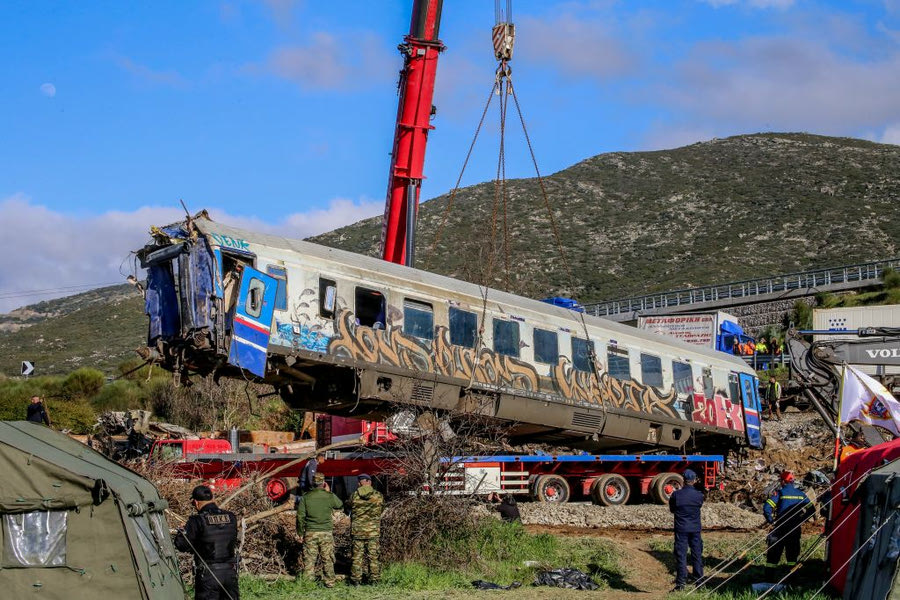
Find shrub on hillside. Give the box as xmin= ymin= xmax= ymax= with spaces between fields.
xmin=91 ymin=380 xmax=148 ymax=412
xmin=61 ymin=368 xmax=105 ymax=400
xmin=883 ymin=267 xmax=900 ymax=290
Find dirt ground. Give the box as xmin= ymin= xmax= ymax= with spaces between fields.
xmin=516 ymin=525 xmax=822 ymax=599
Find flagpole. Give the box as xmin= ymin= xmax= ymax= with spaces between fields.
xmin=833 ymin=362 xmax=846 ymax=471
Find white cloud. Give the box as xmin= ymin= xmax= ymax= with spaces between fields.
xmin=879 ymin=123 xmax=900 ymax=144
xmin=0 ymin=194 xmax=382 ymax=313
xmin=656 ymin=35 xmax=900 ymax=134
xmin=255 ymin=32 xmax=394 ymax=91
xmin=517 ymin=13 xmax=637 ymax=79
xmin=39 ymin=83 xmax=56 ymax=98
xmin=700 ymin=0 xmax=796 ymax=8
xmin=641 ymin=125 xmax=719 ymax=151
xmin=113 ymin=55 xmax=188 ymax=87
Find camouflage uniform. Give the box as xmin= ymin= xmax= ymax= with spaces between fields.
xmin=348 ymin=483 xmax=384 ymax=584
xmin=296 ymin=475 xmax=343 ymax=586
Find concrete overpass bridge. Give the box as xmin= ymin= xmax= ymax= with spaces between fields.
xmin=583 ymin=258 xmax=900 ymax=324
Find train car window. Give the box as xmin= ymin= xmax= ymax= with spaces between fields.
xmin=607 ymin=346 xmax=631 ymax=381
xmin=449 ymin=308 xmax=477 ymax=348
xmin=640 ymin=353 xmax=664 ymax=389
xmin=404 ymin=299 xmax=434 ymax=341
xmin=533 ymin=328 xmax=559 ymax=364
xmin=355 ymin=287 xmax=386 ymax=328
xmin=266 ymin=265 xmax=288 ymax=311
xmin=673 ymin=361 xmax=693 ymax=395
xmin=319 ymin=278 xmax=336 ymax=319
xmin=702 ymin=368 xmax=715 ymax=399
xmin=493 ymin=319 xmax=520 ymax=358
xmin=246 ymin=277 xmax=265 ymax=318
xmin=572 ymin=337 xmax=594 ymax=372
xmin=728 ymin=373 xmax=740 ymax=401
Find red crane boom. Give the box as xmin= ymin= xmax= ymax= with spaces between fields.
xmin=380 ymin=0 xmax=445 ymax=266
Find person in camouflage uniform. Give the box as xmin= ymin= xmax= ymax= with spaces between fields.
xmin=348 ymin=473 xmax=384 ymax=585
xmin=296 ymin=472 xmax=343 ymax=587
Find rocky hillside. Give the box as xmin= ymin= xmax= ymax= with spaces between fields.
xmin=0 ymin=286 xmax=145 ymax=376
xmin=2 ymin=133 xmax=898 ymax=375
xmin=313 ymin=133 xmax=900 ymax=301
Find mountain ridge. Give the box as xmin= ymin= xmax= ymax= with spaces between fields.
xmin=3 ymin=132 xmax=898 ymax=375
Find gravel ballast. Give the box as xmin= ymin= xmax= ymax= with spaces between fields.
xmin=518 ymin=502 xmax=765 ymax=530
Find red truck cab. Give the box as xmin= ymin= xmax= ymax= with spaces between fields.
xmin=149 ymin=438 xmax=232 ymax=462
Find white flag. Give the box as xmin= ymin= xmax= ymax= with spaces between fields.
xmin=840 ymin=365 xmax=900 ymax=437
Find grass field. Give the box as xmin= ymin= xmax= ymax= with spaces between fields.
xmin=229 ymin=526 xmax=830 ymax=600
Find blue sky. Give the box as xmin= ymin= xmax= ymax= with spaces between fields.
xmin=1 ymin=0 xmax=899 ymax=311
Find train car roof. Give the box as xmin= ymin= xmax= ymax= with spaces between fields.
xmin=193 ymin=216 xmax=753 ymax=371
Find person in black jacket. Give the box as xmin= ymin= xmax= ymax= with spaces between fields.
xmin=488 ymin=492 xmax=521 ymax=523
xmin=26 ymin=396 xmax=51 ymax=426
xmin=299 ymin=453 xmax=324 ymax=494
xmin=174 ymin=485 xmax=240 ymax=600
xmin=668 ymin=469 xmax=705 ymax=591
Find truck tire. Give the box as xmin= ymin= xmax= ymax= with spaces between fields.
xmin=591 ymin=474 xmax=631 ymax=506
xmin=650 ymin=472 xmax=683 ymax=504
xmin=265 ymin=477 xmax=291 ymax=504
xmin=532 ymin=474 xmax=570 ymax=503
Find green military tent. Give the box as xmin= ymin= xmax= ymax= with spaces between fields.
xmin=0 ymin=421 xmax=184 ymax=599
xmin=843 ymin=455 xmax=900 ymax=600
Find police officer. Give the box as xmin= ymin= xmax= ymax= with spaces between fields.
xmin=296 ymin=472 xmax=343 ymax=587
xmin=174 ymin=485 xmax=239 ymax=600
xmin=764 ymin=470 xmax=814 ymax=569
xmin=348 ymin=474 xmax=384 ymax=585
xmin=668 ymin=469 xmax=705 ymax=591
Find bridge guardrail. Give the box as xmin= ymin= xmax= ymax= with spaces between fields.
xmin=583 ymin=258 xmax=900 ymax=318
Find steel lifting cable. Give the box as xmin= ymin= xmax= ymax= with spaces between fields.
xmin=424 ymin=82 xmax=498 ymax=274
xmin=504 ymin=75 xmax=606 ymax=406
xmin=690 ymin=465 xmax=869 ymax=595
xmin=807 ymin=511 xmax=897 ymax=600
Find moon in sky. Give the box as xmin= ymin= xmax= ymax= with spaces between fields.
xmin=40 ymin=83 xmax=56 ymax=98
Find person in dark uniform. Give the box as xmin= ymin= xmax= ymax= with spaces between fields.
xmin=174 ymin=485 xmax=240 ymax=600
xmin=668 ymin=469 xmax=705 ymax=591
xmin=26 ymin=395 xmax=51 ymax=426
xmin=764 ymin=470 xmax=814 ymax=571
xmin=488 ymin=492 xmax=521 ymax=523
xmin=299 ymin=453 xmax=324 ymax=494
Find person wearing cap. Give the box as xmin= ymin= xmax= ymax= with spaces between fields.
xmin=174 ymin=485 xmax=239 ymax=600
xmin=668 ymin=469 xmax=705 ymax=591
xmin=763 ymin=470 xmax=814 ymax=571
xmin=348 ymin=474 xmax=384 ymax=585
xmin=296 ymin=472 xmax=343 ymax=587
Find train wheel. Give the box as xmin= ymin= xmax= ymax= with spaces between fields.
xmin=533 ymin=475 xmax=570 ymax=503
xmin=591 ymin=474 xmax=631 ymax=506
xmin=650 ymin=473 xmax=684 ymax=504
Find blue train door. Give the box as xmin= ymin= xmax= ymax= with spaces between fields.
xmin=228 ymin=266 xmax=277 ymax=377
xmin=739 ymin=373 xmax=763 ymax=448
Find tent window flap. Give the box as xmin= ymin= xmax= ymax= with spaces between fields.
xmin=3 ymin=511 xmax=67 ymax=567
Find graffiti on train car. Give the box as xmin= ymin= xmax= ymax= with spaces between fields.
xmin=265 ymin=298 xmax=745 ymax=430
xmin=691 ymin=392 xmax=745 ymax=431
xmin=323 ymin=308 xmax=695 ymax=421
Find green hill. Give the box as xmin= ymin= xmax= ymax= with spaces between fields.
xmin=2 ymin=132 xmax=898 ymax=376
xmin=312 ymin=132 xmax=900 ymax=301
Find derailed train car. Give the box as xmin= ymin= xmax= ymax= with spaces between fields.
xmin=136 ymin=213 xmax=763 ymax=453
